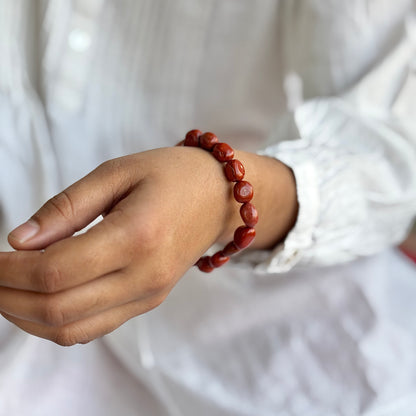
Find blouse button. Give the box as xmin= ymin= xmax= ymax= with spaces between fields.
xmin=68 ymin=28 xmax=92 ymax=53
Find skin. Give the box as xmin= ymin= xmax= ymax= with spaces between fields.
xmin=1 ymin=146 xmax=298 ymax=346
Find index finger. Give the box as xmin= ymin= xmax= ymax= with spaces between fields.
xmin=0 ymin=212 xmax=133 ymax=293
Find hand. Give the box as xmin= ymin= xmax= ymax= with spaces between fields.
xmin=1 ymin=146 xmax=298 ymax=345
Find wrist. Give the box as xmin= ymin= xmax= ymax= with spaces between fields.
xmin=180 ymin=131 xmax=259 ymax=271
xmin=193 ymin=147 xmax=298 ymax=251
xmin=179 ymin=130 xmax=298 ymax=271
xmin=222 ymin=150 xmax=298 ymax=250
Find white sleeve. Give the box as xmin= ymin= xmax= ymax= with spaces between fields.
xmin=251 ymin=20 xmax=416 ymax=273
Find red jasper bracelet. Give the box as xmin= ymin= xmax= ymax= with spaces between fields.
xmin=182 ymin=129 xmax=258 ymax=273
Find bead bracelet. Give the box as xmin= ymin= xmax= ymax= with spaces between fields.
xmin=182 ymin=130 xmax=258 ymax=273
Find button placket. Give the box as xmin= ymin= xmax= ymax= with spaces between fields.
xmin=49 ymin=0 xmax=103 ymax=116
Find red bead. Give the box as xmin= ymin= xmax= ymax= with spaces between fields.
xmin=233 ymin=181 xmax=253 ymax=203
xmin=211 ymin=251 xmax=230 ymax=267
xmin=199 ymin=132 xmax=219 ymax=150
xmin=240 ymin=202 xmax=258 ymax=227
xmin=184 ymin=129 xmax=202 ymax=147
xmin=224 ymin=159 xmax=245 ymax=182
xmin=234 ymin=226 xmax=256 ymax=249
xmin=212 ymin=143 xmax=234 ymax=162
xmin=222 ymin=241 xmax=240 ymax=256
xmin=196 ymin=256 xmax=214 ymax=273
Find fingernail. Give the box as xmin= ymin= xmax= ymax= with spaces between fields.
xmin=9 ymin=219 xmax=40 ymax=243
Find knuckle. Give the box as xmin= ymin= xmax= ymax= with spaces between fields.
xmin=46 ymin=191 xmax=75 ymax=222
xmin=143 ymin=268 xmax=174 ymax=296
xmin=133 ymin=219 xmax=161 ymax=253
xmin=37 ymin=260 xmax=63 ymax=293
xmin=143 ymin=279 xmax=164 ymax=296
xmin=53 ymin=328 xmax=77 ymax=347
xmin=53 ymin=325 xmax=88 ymax=347
xmin=105 ymin=212 xmax=160 ymax=260
xmin=42 ymin=297 xmax=66 ymax=327
xmin=96 ymin=213 xmax=136 ymax=261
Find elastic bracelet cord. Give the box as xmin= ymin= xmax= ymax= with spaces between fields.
xmin=182 ymin=129 xmax=258 ymax=273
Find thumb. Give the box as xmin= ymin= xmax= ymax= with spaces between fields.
xmin=8 ymin=160 xmax=132 ymax=250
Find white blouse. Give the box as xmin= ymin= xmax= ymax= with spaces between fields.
xmin=0 ymin=1 xmax=415 ymax=415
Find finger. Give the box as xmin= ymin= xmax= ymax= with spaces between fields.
xmin=8 ymin=158 xmax=139 ymax=250
xmin=0 ymin=250 xmax=43 ymax=290
xmin=0 ymin=212 xmax=134 ymax=292
xmin=1 ymin=296 xmax=165 ymax=346
xmin=0 ymin=265 xmax=171 ymax=326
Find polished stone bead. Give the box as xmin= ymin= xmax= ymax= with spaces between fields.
xmin=199 ymin=132 xmax=219 ymax=150
xmin=184 ymin=129 xmax=202 ymax=147
xmin=211 ymin=251 xmax=230 ymax=267
xmin=222 ymin=241 xmax=240 ymax=256
xmin=240 ymin=202 xmax=258 ymax=227
xmin=196 ymin=256 xmax=214 ymax=273
xmin=234 ymin=226 xmax=256 ymax=249
xmin=212 ymin=143 xmax=234 ymax=162
xmin=224 ymin=159 xmax=245 ymax=182
xmin=233 ymin=181 xmax=253 ymax=203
